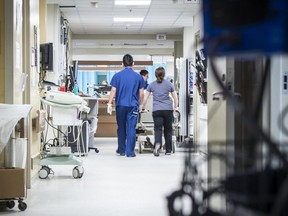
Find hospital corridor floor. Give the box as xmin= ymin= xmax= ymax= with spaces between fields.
xmin=0 ymin=137 xmax=188 ymax=216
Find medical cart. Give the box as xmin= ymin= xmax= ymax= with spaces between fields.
xmin=39 ymin=95 xmax=90 ymax=179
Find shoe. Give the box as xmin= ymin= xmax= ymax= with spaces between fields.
xmin=126 ymin=154 xmax=136 ymax=157
xmin=165 ymin=152 xmax=171 ymax=155
xmin=116 ymin=150 xmax=125 ymax=156
xmin=153 ymin=143 xmax=160 ymax=157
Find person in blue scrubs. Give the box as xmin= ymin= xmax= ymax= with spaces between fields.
xmin=107 ymin=54 xmax=145 ymax=157
xmin=139 ymin=69 xmax=149 ymax=90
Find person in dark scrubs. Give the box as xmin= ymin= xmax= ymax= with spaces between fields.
xmin=141 ymin=67 xmax=178 ymax=156
xmin=107 ymin=54 xmax=145 ymax=157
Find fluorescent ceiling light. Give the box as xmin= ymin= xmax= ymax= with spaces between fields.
xmin=115 ymin=0 xmax=151 ymax=6
xmin=114 ymin=17 xmax=144 ymax=22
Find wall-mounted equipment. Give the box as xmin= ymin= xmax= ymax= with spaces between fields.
xmin=194 ymin=49 xmax=207 ymax=104
xmin=203 ymin=0 xmax=288 ymax=56
xmin=65 ymin=61 xmax=78 ymax=92
xmin=60 ymin=17 xmax=69 ymax=45
xmin=40 ymin=43 xmax=53 ymax=71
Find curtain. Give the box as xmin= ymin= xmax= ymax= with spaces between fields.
xmin=77 ymin=64 xmax=166 ymax=95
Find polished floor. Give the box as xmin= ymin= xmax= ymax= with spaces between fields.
xmin=0 ymin=138 xmax=189 ymax=216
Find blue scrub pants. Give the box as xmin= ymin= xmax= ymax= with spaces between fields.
xmin=116 ymin=106 xmax=138 ymax=156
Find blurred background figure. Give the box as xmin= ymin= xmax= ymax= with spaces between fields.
xmin=140 ymin=69 xmax=149 ymax=90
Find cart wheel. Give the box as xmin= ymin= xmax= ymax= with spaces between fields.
xmin=161 ymin=144 xmax=166 ymax=153
xmin=39 ymin=166 xmax=50 ymax=179
xmin=18 ymin=201 xmax=27 ymax=211
xmin=72 ymin=167 xmax=80 ymax=178
xmin=78 ymin=172 xmax=84 ymax=179
xmin=139 ymin=142 xmax=142 ymax=154
xmin=73 ymin=166 xmax=84 ymax=179
xmin=172 ymin=142 xmax=176 ymax=153
xmin=78 ymin=166 xmax=84 ymax=178
xmin=6 ymin=200 xmax=15 ymax=209
xmin=95 ymin=149 xmax=99 ymax=153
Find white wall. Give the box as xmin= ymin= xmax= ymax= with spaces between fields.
xmin=166 ymin=61 xmax=174 ymax=78
xmin=183 ymin=27 xmax=193 ymax=59
xmin=191 ymin=8 xmax=230 ymax=211
xmin=2 ymin=0 xmax=41 ymax=187
xmin=45 ymin=4 xmax=65 ymax=85
xmin=4 ymin=0 xmax=23 ymax=104
xmin=24 ymin=0 xmax=41 ymax=188
xmin=270 ymin=55 xmax=288 ymax=157
xmin=4 ymin=0 xmax=25 ymax=168
xmin=207 ymin=56 xmax=229 ymax=211
xmin=192 ymin=9 xmax=208 ymax=151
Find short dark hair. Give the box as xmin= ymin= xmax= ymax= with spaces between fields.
xmin=140 ymin=69 xmax=149 ymax=76
xmin=123 ymin=54 xmax=133 ymax=67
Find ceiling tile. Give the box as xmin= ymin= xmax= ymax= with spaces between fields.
xmin=46 ymin=0 xmax=200 ymax=52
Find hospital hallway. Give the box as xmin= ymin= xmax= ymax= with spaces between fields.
xmin=0 ymin=137 xmax=205 ymax=216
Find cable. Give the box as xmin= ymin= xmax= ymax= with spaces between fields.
xmin=271 ymin=172 xmax=288 ymax=216
xmin=207 ymin=38 xmax=288 ymax=168
xmin=44 ymin=117 xmax=68 ymax=142
xmin=277 ymin=104 xmax=288 ymax=137
xmin=205 ymin=37 xmax=288 ymax=216
xmin=252 ymin=58 xmax=270 ymax=122
xmin=168 ymin=36 xmax=284 ymax=215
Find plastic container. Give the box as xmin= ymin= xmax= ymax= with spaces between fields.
xmin=73 ymin=84 xmax=79 ymax=95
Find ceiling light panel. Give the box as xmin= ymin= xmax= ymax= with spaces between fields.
xmin=113 ymin=17 xmax=144 ymax=22
xmin=115 ymin=0 xmax=151 ymax=6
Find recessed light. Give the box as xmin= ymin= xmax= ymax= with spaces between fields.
xmin=115 ymin=0 xmax=151 ymax=6
xmin=59 ymin=5 xmax=76 ymax=8
xmin=113 ymin=17 xmax=144 ymax=22
xmin=91 ymin=2 xmax=98 ymax=8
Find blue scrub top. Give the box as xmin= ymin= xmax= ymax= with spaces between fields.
xmin=144 ymin=81 xmax=149 ymax=90
xmin=110 ymin=67 xmax=144 ymax=107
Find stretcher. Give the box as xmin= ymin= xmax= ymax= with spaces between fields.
xmin=136 ymin=109 xmax=180 ymax=154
